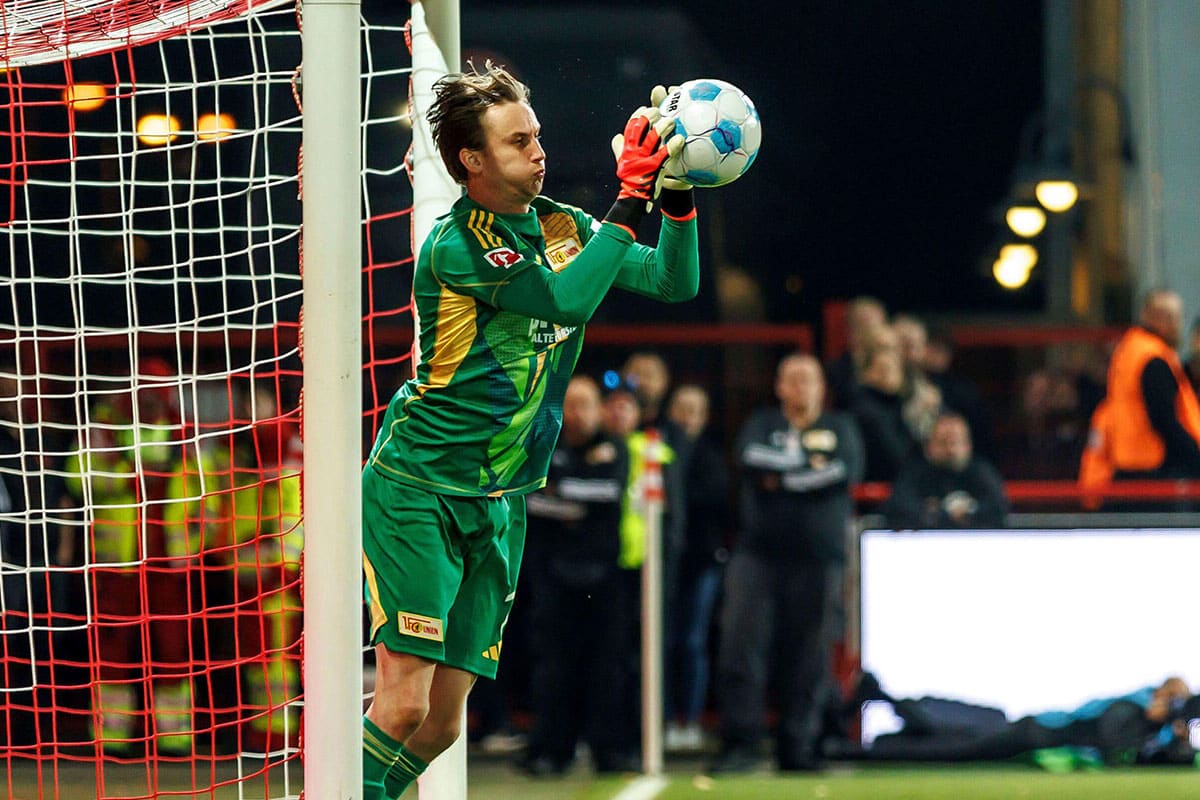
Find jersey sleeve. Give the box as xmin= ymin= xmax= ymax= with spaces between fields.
xmin=490 ymin=222 xmax=637 ymax=326
xmin=611 ymin=214 xmax=700 ymax=302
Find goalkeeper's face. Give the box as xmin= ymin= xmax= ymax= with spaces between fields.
xmin=468 ymin=100 xmax=546 ymax=212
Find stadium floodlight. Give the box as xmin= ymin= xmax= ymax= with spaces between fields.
xmin=136 ymin=113 xmax=181 ymax=145
xmin=1005 ymin=204 xmax=1046 ymax=237
xmin=993 ymin=256 xmax=1031 ymax=290
xmin=397 ymin=99 xmax=414 ymax=128
xmin=1035 ymin=178 xmax=1079 ymax=213
xmin=62 ymin=82 xmax=108 ymax=111
xmin=196 ymin=112 xmax=236 ymax=141
xmin=993 ymin=243 xmax=1038 ymax=289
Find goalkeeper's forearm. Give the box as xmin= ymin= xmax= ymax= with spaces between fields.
xmin=613 ymin=188 xmax=699 ymax=302
xmin=490 ymin=223 xmax=635 ymax=326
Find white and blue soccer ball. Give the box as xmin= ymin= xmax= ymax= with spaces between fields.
xmin=658 ymin=78 xmax=761 ymax=188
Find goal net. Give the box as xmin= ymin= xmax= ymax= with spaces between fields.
xmin=0 ymin=2 xmax=416 ymax=797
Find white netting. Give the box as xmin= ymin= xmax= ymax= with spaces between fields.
xmin=1 ymin=1 xmax=414 ymax=796
xmin=0 ymin=1 xmax=270 ymax=67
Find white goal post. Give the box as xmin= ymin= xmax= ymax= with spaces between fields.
xmin=0 ymin=0 xmax=452 ymax=797
xmin=304 ymin=1 xmax=463 ymax=798
xmin=299 ymin=0 xmax=362 ymax=796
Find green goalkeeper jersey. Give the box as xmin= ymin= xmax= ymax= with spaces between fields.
xmin=368 ymin=192 xmax=699 ymax=497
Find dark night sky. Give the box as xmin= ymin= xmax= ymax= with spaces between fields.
xmin=461 ymin=1 xmax=1046 ymax=322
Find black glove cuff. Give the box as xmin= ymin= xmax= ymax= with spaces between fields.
xmin=604 ymin=197 xmax=648 ymax=236
xmin=659 ymin=187 xmax=695 ymax=219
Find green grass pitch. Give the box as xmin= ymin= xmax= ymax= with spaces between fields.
xmin=466 ymin=764 xmax=1200 ymax=800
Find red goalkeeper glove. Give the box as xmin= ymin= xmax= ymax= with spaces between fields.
xmin=615 ymin=107 xmax=676 ymax=203
xmin=604 ymin=105 xmax=682 ymax=235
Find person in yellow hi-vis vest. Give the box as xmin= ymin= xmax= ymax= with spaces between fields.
xmin=225 ymin=422 xmax=303 ymax=754
xmin=602 ymin=381 xmax=675 ymax=571
xmin=160 ymin=435 xmax=230 ymax=754
xmin=63 ymin=371 xmax=183 ymax=757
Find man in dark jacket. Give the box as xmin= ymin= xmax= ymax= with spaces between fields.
xmin=884 ymin=411 xmax=1008 ymax=530
xmin=663 ymin=384 xmax=731 ymax=753
xmin=520 ymin=375 xmax=635 ymax=775
xmin=710 ymin=353 xmax=864 ymax=773
xmin=850 ymin=345 xmax=919 ymax=482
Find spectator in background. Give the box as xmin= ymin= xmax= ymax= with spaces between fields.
xmin=621 ymin=352 xmax=687 ymax=603
xmin=850 ymin=345 xmax=920 ymax=482
xmin=826 ymin=296 xmax=888 ymax=410
xmin=63 ymin=367 xmax=192 ymax=756
xmin=892 ymin=313 xmax=944 ymax=445
xmin=1186 ymin=317 xmax=1200 ymax=399
xmin=663 ymin=384 xmax=730 ymax=754
xmin=1018 ymin=367 xmax=1089 ymax=480
xmin=225 ymin=424 xmax=304 ymax=754
xmin=622 ymin=352 xmax=673 ymax=431
xmin=520 ymin=375 xmax=635 ymax=775
xmin=845 ymin=675 xmax=1195 ymax=767
xmin=1101 ymin=289 xmax=1200 ymax=483
xmin=883 ymin=411 xmax=1008 ymax=530
xmin=923 ymin=323 xmax=996 ymax=459
xmin=602 ymin=375 xmax=676 ymax=763
xmin=710 ymin=353 xmax=863 ymax=773
xmin=602 ymin=380 xmax=642 ymax=441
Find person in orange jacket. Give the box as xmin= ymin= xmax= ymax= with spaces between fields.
xmin=1103 ymin=289 xmax=1200 ymax=479
xmin=1083 ymin=290 xmax=1200 ymax=511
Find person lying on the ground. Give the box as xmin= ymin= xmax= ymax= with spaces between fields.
xmin=838 ymin=673 xmax=1197 ymax=767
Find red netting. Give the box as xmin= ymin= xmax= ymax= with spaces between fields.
xmin=0 ymin=1 xmax=278 ymax=68
xmin=0 ymin=2 xmax=415 ymax=796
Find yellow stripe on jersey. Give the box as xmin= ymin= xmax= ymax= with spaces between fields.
xmin=467 ymin=209 xmax=504 ymax=250
xmin=529 ymin=351 xmax=548 ymax=397
xmin=363 ymin=553 xmax=389 ymax=641
xmin=422 ymin=284 xmax=478 ymax=393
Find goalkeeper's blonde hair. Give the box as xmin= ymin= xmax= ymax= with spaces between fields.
xmin=427 ymin=61 xmax=530 ymax=184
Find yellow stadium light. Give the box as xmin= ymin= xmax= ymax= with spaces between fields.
xmin=1035 ymin=179 xmax=1079 ymax=213
xmin=1005 ymin=205 xmax=1046 ymax=238
xmin=992 ymin=243 xmax=1038 ymax=290
xmin=396 ymin=100 xmax=413 ymax=129
xmin=999 ymin=243 xmax=1038 ymax=272
xmin=63 ymin=83 xmax=108 ymax=111
xmin=197 ymin=112 xmax=237 ymax=141
xmin=993 ymin=257 xmax=1032 ymax=290
xmin=136 ymin=114 xmax=180 ymax=146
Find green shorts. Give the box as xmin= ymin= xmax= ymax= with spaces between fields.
xmin=362 ymin=466 xmax=525 ymax=679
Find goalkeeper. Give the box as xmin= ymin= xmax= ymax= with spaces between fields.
xmin=361 ymin=63 xmax=699 ymax=799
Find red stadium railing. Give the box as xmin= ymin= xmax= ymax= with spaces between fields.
xmin=854 ymin=479 xmax=1200 ymax=507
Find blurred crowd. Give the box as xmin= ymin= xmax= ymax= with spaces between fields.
xmin=0 ymin=364 xmax=304 ymax=755
xmin=4 ymin=288 xmax=1200 ymax=771
xmin=471 ymin=289 xmax=1200 ymax=775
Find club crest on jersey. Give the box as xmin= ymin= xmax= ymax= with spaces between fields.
xmin=484 ymin=247 xmax=522 ymax=269
xmin=545 ymin=237 xmax=583 ymax=272
xmin=399 ymin=612 xmax=444 ymax=642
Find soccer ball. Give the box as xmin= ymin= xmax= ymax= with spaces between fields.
xmin=658 ymin=79 xmax=762 ymax=188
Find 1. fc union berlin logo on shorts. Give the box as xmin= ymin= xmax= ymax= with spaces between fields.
xmin=398 ymin=612 xmax=444 ymax=642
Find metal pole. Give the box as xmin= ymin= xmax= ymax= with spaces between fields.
xmin=301 ymin=0 xmax=363 ymax=797
xmin=640 ymin=430 xmax=665 ymax=776
xmin=411 ymin=2 xmax=465 ymax=798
